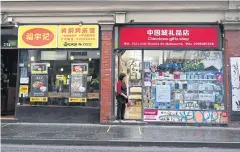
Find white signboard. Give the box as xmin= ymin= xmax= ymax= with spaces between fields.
xmin=199 ymin=93 xmax=215 ymax=102
xmin=230 ymin=57 xmax=240 ymax=88
xmin=232 ymin=88 xmax=240 ymax=111
xmin=230 ymin=57 xmax=240 ymax=111
xmin=156 ymin=85 xmax=171 ymax=103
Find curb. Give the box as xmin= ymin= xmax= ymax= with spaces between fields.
xmin=2 ymin=139 xmax=240 ymax=148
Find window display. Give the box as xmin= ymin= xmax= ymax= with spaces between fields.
xmin=18 ymin=49 xmax=100 ymax=107
xmin=143 ymin=50 xmax=225 ymax=111
xmin=115 ymin=50 xmax=225 ymax=121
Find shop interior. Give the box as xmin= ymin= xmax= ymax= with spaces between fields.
xmin=18 ymin=49 xmax=100 ymax=107
xmin=115 ymin=50 xmax=225 ymax=120
xmin=1 ymin=49 xmax=18 ymax=115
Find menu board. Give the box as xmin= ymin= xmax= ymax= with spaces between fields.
xmin=31 ymin=63 xmax=48 ymax=74
xmin=156 ymin=85 xmax=171 ymax=103
xmin=71 ymin=63 xmax=88 ymax=75
xmin=70 ymin=75 xmax=87 ymax=98
xmin=30 ymin=75 xmax=48 ymax=102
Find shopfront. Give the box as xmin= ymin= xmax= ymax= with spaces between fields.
xmin=114 ymin=24 xmax=228 ymax=124
xmin=16 ymin=25 xmax=101 ymax=123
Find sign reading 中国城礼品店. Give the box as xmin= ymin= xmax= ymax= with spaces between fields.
xmin=230 ymin=57 xmax=240 ymax=112
xmin=118 ymin=25 xmax=221 ymax=49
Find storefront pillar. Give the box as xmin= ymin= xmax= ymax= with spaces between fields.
xmin=224 ymin=26 xmax=240 ymax=121
xmin=99 ymin=23 xmax=114 ymax=123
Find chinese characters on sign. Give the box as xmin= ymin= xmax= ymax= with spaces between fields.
xmin=58 ymin=25 xmax=99 ymax=48
xmin=119 ymin=26 xmax=220 ymax=49
xmin=18 ymin=26 xmax=57 ymax=48
xmin=147 ymin=29 xmax=190 ymax=37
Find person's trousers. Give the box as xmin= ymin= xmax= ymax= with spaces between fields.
xmin=117 ymin=101 xmax=126 ymax=120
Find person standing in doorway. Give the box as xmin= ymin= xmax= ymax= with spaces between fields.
xmin=116 ymin=73 xmax=128 ymax=122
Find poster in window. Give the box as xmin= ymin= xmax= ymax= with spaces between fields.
xmin=156 ymin=85 xmax=171 ymax=103
xmin=230 ymin=57 xmax=240 ymax=111
xmin=70 ymin=75 xmax=87 ymax=102
xmin=31 ymin=63 xmax=48 ymax=74
xmin=30 ymin=75 xmax=48 ymax=102
xmin=71 ymin=63 xmax=88 ymax=75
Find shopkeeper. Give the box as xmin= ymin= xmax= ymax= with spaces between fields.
xmin=116 ymin=73 xmax=128 ymax=121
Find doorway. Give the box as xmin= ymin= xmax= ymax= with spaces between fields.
xmin=1 ymin=49 xmax=18 ymax=116
xmin=114 ymin=50 xmax=143 ymax=121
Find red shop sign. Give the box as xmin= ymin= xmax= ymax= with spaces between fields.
xmin=119 ymin=26 xmax=221 ymax=49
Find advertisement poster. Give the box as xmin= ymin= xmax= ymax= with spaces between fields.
xmin=58 ymin=25 xmax=99 ymax=48
xmin=230 ymin=57 xmax=240 ymax=111
xmin=156 ymin=85 xmax=171 ymax=103
xmin=143 ymin=110 xmax=228 ymax=124
xmin=232 ymin=88 xmax=240 ymax=111
xmin=31 ymin=63 xmax=48 ymax=74
xmin=18 ymin=25 xmax=57 ymax=48
xmin=119 ymin=26 xmax=220 ymax=49
xmin=30 ymin=75 xmax=48 ymax=102
xmin=70 ymin=75 xmax=87 ymax=102
xmin=71 ymin=63 xmax=88 ymax=75
xmin=19 ymin=85 xmax=29 ymax=97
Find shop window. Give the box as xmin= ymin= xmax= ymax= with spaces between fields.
xmin=18 ymin=49 xmax=100 ymax=107
xmin=143 ymin=50 xmax=224 ymax=111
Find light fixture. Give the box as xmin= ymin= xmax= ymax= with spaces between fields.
xmin=70 ymin=56 xmax=74 ymax=60
xmin=30 ymin=56 xmax=35 ymax=62
xmin=60 ymin=68 xmax=64 ymax=71
xmin=7 ymin=17 xmax=13 ymax=23
xmin=47 ymin=63 xmax=51 ymax=67
xmin=89 ymin=58 xmax=92 ymax=61
xmin=79 ymin=21 xmax=83 ymax=26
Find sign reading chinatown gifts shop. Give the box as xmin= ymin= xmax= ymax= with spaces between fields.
xmin=119 ymin=25 xmax=221 ymax=49
xmin=58 ymin=25 xmax=99 ymax=48
xmin=18 ymin=25 xmax=57 ymax=48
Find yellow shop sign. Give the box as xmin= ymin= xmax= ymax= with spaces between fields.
xmin=18 ymin=25 xmax=57 ymax=48
xmin=58 ymin=25 xmax=99 ymax=48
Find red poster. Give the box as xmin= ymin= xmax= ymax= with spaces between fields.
xmin=119 ymin=26 xmax=220 ymax=49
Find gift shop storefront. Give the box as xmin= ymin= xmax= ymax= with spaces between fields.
xmin=16 ymin=25 xmax=101 ymax=123
xmin=114 ymin=24 xmax=228 ymax=125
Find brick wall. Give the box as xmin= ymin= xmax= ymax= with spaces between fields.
xmin=225 ymin=31 xmax=240 ymax=121
xmin=100 ymin=31 xmax=113 ymax=123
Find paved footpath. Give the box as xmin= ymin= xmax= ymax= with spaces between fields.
xmin=1 ymin=123 xmax=240 ymax=148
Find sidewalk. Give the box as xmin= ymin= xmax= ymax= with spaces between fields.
xmin=1 ymin=123 xmax=240 ymax=148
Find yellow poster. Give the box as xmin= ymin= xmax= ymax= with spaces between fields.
xmin=30 ymin=97 xmax=48 ymax=102
xmin=18 ymin=25 xmax=57 ymax=48
xmin=58 ymin=25 xmax=99 ymax=48
xmin=69 ymin=98 xmax=87 ymax=103
xmin=19 ymin=85 xmax=28 ymax=94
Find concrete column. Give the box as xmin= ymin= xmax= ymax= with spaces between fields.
xmin=99 ymin=21 xmax=114 ymax=123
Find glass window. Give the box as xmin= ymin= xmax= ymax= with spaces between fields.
xmin=18 ymin=49 xmax=100 ymax=107
xmin=143 ymin=50 xmax=225 ymax=111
